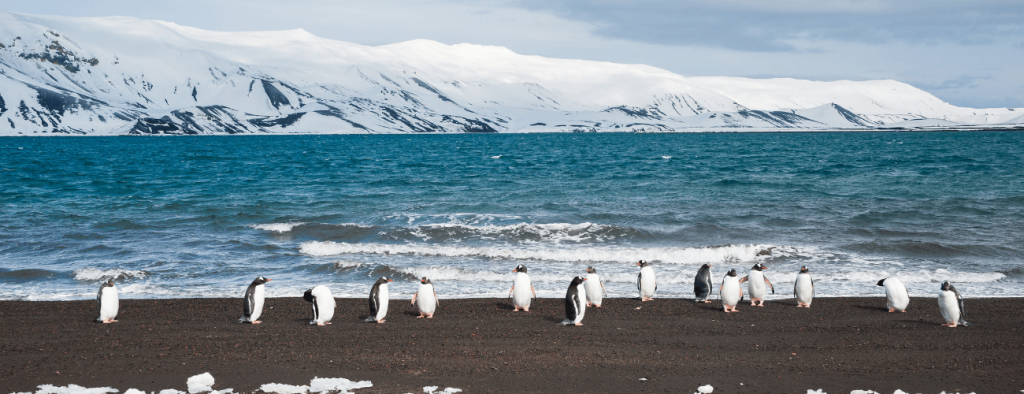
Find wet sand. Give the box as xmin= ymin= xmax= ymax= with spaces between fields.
xmin=2 ymin=296 xmax=1022 ymax=393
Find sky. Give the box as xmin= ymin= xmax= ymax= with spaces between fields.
xmin=1 ymin=0 xmax=1021 ymax=109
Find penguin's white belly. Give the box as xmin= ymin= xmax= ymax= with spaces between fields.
xmin=416 ymin=285 xmax=436 ymax=314
xmin=721 ymin=279 xmax=741 ymax=306
xmin=99 ymin=287 xmax=118 ymax=321
xmin=795 ymin=274 xmax=813 ymax=305
xmin=250 ymin=285 xmax=266 ymax=321
xmin=884 ymin=280 xmax=909 ymax=311
xmin=512 ymin=274 xmax=532 ymax=308
xmin=748 ymin=271 xmax=766 ymax=300
xmin=938 ymin=291 xmax=960 ymax=323
xmin=375 ymin=285 xmax=390 ymax=321
xmin=584 ymin=274 xmax=602 ymax=306
xmin=638 ymin=267 xmax=656 ymax=298
xmin=312 ymin=286 xmax=335 ymax=324
xmin=573 ymin=284 xmax=587 ymax=324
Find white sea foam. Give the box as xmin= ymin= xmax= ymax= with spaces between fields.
xmin=73 ymin=268 xmax=146 ymax=282
xmin=250 ymin=222 xmax=306 ymax=233
xmin=300 ymin=241 xmax=777 ymax=265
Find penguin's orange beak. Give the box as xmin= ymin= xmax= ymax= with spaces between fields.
xmin=583 ymin=278 xmax=588 ymax=281
xmin=636 ymin=262 xmax=641 ymax=266
xmin=388 ymin=279 xmax=394 ymax=282
xmin=266 ymin=278 xmax=272 ymax=281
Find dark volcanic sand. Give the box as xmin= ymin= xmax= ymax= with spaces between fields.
xmin=2 ymin=297 xmax=1022 ymax=393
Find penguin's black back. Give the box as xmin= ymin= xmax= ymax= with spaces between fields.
xmin=694 ymin=265 xmax=712 ymax=300
xmin=368 ymin=281 xmax=382 ymax=314
xmin=565 ymin=284 xmax=580 ymax=321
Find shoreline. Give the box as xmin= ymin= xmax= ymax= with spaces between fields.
xmin=2 ymin=297 xmax=1023 ymax=393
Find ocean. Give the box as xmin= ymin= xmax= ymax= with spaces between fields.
xmin=1 ymin=132 xmax=1022 ymax=301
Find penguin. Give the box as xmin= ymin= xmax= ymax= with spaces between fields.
xmin=693 ymin=264 xmax=714 ymax=303
xmin=561 ymin=276 xmax=587 ymax=326
xmin=937 ymin=281 xmax=971 ymax=327
xmin=794 ymin=266 xmax=814 ymax=308
xmin=239 ymin=276 xmax=271 ymax=324
xmin=303 ymin=285 xmax=336 ymax=326
xmin=636 ymin=260 xmax=657 ymax=301
xmin=584 ymin=266 xmax=606 ymax=308
xmin=739 ymin=263 xmax=774 ymax=307
xmin=876 ymin=276 xmax=910 ymax=313
xmin=95 ymin=280 xmax=118 ymax=324
xmin=411 ymin=277 xmax=439 ymax=318
xmin=719 ymin=269 xmax=743 ymax=312
xmin=366 ymin=276 xmax=393 ymax=323
xmin=508 ymin=264 xmax=536 ymax=312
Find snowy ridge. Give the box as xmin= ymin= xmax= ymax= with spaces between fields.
xmin=0 ymin=10 xmax=1021 ymax=136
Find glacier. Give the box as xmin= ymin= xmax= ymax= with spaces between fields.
xmin=0 ymin=10 xmax=1021 ymax=136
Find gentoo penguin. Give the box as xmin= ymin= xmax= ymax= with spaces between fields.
xmin=239 ymin=276 xmax=271 ymax=324
xmin=509 ymin=264 xmax=536 ymax=312
xmin=739 ymin=263 xmax=774 ymax=307
xmin=411 ymin=277 xmax=439 ymax=318
xmin=937 ymin=281 xmax=971 ymax=327
xmin=95 ymin=280 xmax=119 ymax=323
xmin=584 ymin=266 xmax=606 ymax=308
xmin=794 ymin=266 xmax=814 ymax=308
xmin=636 ymin=260 xmax=657 ymax=301
xmin=719 ymin=269 xmax=743 ymax=312
xmin=303 ymin=285 xmax=336 ymax=326
xmin=693 ymin=264 xmax=714 ymax=303
xmin=876 ymin=276 xmax=910 ymax=312
xmin=366 ymin=277 xmax=393 ymax=323
xmin=561 ymin=276 xmax=588 ymax=326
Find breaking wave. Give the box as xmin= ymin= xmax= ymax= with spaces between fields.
xmin=299 ymin=241 xmax=782 ymax=265
xmin=73 ymin=268 xmax=147 ymax=282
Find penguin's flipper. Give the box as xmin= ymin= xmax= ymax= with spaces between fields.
xmin=531 ymin=285 xmax=537 ymax=299
xmin=793 ymin=280 xmax=797 ymax=298
xmin=434 ymin=290 xmax=440 ymax=306
xmin=953 ymin=285 xmax=970 ymax=326
xmin=601 ymin=281 xmax=607 ymax=297
xmin=636 ymin=272 xmax=642 ymax=292
xmin=811 ymin=278 xmax=815 ymax=298
xmin=738 ymin=276 xmax=749 ymax=284
xmin=312 ymin=299 xmax=319 ymax=322
xmin=765 ymin=276 xmax=775 ymax=294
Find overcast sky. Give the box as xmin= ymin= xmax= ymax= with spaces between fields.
xmin=2 ymin=0 xmax=1021 ymax=108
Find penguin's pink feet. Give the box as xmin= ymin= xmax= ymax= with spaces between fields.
xmin=376 ymin=319 xmax=386 ymax=324
xmin=102 ymin=319 xmax=116 ymax=324
xmin=426 ymin=314 xmax=434 ymax=318
xmin=587 ymin=302 xmax=593 ymax=307
xmin=316 ymin=322 xmax=326 ymax=326
xmin=943 ymin=323 xmax=957 ymax=327
xmin=417 ymin=314 xmax=425 ymax=319
xmin=252 ymin=321 xmax=262 ymax=324
xmin=704 ymin=300 xmax=712 ymax=304
xmin=641 ymin=297 xmax=653 ymax=302
xmin=888 ymin=308 xmax=896 ymax=312
xmin=901 ymin=310 xmax=907 ymax=313
xmin=595 ymin=304 xmax=602 ymax=308
xmin=574 ymin=323 xmax=583 ymax=326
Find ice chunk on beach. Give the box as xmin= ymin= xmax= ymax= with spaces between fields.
xmin=159 ymin=390 xmax=186 ymax=394
xmin=187 ymin=372 xmax=215 ymax=393
xmin=850 ymin=391 xmax=880 ymax=394
xmin=893 ymin=390 xmax=908 ymax=394
xmin=260 ymin=383 xmax=310 ymax=394
xmin=28 ymin=385 xmax=119 ymax=394
xmin=422 ymin=388 xmax=461 ymax=394
xmin=697 ymin=384 xmax=713 ymax=393
xmin=124 ymin=390 xmax=146 ymax=394
xmin=309 ymin=377 xmax=372 ymax=393
xmin=807 ymin=390 xmax=826 ymax=394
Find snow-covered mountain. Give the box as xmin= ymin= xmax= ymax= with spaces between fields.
xmin=1 ymin=10 xmax=1021 ymax=135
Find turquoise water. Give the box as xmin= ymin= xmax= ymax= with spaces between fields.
xmin=1 ymin=132 xmax=1022 ymax=300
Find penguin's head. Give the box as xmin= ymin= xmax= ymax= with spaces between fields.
xmin=637 ymin=260 xmax=649 ymax=267
xmin=513 ymin=264 xmax=527 ymax=273
xmin=104 ymin=279 xmax=115 ymax=287
xmin=571 ymin=275 xmax=587 ymax=285
xmin=876 ymin=278 xmax=887 ymax=286
xmin=303 ymin=288 xmax=314 ymax=303
xmin=800 ymin=266 xmax=809 ymax=273
xmin=726 ymin=269 xmax=737 ymax=277
xmin=586 ymin=266 xmax=597 ymax=274
xmin=940 ymin=281 xmax=952 ymax=291
xmin=253 ymin=276 xmax=271 ymax=285
xmin=421 ymin=277 xmax=433 ymax=285
xmin=377 ymin=276 xmax=393 ymax=285
xmin=752 ymin=263 xmax=767 ymax=271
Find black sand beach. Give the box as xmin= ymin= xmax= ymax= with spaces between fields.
xmin=2 ymin=297 xmax=1022 ymax=393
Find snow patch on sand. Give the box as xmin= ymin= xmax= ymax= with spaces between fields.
xmin=259 ymin=383 xmax=309 ymax=394
xmin=422 ymin=387 xmax=462 ymax=394
xmin=13 ymin=385 xmax=119 ymax=394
